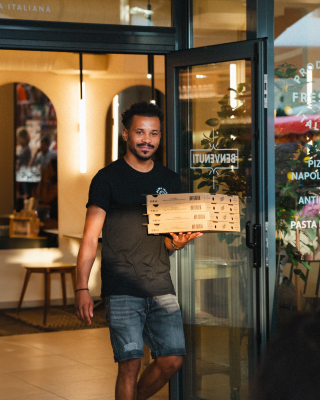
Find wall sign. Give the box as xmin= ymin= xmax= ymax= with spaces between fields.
xmin=291 ymin=60 xmax=320 ymax=131
xmin=0 ymin=1 xmax=111 ymax=23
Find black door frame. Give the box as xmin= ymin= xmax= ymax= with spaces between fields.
xmin=165 ymin=38 xmax=267 ymax=399
xmin=0 ymin=19 xmax=176 ymax=53
xmin=0 ymin=0 xmax=277 ymax=394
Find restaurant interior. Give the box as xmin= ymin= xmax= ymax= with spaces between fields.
xmin=0 ymin=51 xmax=168 ymax=400
xmin=0 ymin=50 xmax=165 ymax=316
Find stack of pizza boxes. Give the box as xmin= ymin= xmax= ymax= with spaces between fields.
xmin=146 ymin=193 xmax=240 ymax=234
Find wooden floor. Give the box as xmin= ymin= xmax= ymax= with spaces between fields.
xmin=0 ymin=328 xmax=168 ymax=400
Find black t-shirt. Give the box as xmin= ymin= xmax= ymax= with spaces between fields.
xmin=86 ymin=158 xmax=182 ymax=297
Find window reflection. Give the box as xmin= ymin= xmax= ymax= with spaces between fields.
xmin=14 ymin=83 xmax=58 ymax=246
xmin=178 ymin=61 xmax=253 ymax=399
xmin=274 ymin=1 xmax=320 ymax=326
xmin=0 ymin=0 xmax=171 ymax=27
xmin=193 ymin=0 xmax=246 ymax=48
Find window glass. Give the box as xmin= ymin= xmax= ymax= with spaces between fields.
xmin=0 ymin=51 xmax=165 ymax=250
xmin=0 ymin=0 xmax=171 ymax=27
xmin=274 ymin=1 xmax=320 ymax=327
xmin=193 ymin=0 xmax=246 ymax=48
xmin=177 ymin=60 xmax=253 ymax=399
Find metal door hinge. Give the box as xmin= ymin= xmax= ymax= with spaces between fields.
xmin=264 ymin=74 xmax=268 ymax=108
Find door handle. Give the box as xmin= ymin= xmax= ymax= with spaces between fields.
xmin=246 ymin=221 xmax=255 ymax=249
xmin=246 ymin=221 xmax=261 ymax=268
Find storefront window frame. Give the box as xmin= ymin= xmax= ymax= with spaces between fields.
xmin=0 ymin=0 xmax=277 ymax=345
xmin=0 ymin=19 xmax=176 ymax=54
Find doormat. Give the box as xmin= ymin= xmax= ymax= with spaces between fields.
xmin=1 ymin=302 xmax=107 ymax=336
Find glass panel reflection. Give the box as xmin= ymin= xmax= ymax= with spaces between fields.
xmin=178 ymin=61 xmax=253 ymax=399
xmin=274 ymin=1 xmax=320 ymax=328
xmin=15 ymin=83 xmax=58 ymax=242
xmin=0 ymin=0 xmax=171 ymax=27
xmin=193 ymin=0 xmax=246 ymax=48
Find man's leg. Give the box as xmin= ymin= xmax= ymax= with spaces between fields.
xmin=116 ymin=358 xmax=141 ymax=400
xmin=136 ymin=355 xmax=183 ymax=400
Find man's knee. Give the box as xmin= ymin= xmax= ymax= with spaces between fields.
xmin=155 ymin=355 xmax=183 ymax=377
xmin=118 ymin=358 xmax=141 ymax=380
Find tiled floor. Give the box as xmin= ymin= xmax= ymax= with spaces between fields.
xmin=0 ymin=328 xmax=168 ymax=400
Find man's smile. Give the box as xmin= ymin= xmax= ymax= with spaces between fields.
xmin=137 ymin=143 xmax=155 ymax=151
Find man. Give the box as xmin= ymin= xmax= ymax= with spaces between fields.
xmin=75 ymin=102 xmax=202 ymax=400
xmin=30 ymin=135 xmax=56 ymax=169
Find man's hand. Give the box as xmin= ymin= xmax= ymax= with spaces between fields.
xmin=165 ymin=231 xmax=203 ymax=250
xmin=74 ymin=290 xmax=94 ymax=325
xmin=75 ymin=205 xmax=106 ymax=325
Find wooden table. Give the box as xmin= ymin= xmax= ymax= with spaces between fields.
xmin=17 ymin=262 xmax=77 ymax=326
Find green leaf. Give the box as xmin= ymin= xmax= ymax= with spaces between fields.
xmin=305 ymin=244 xmax=315 ymax=254
xmin=205 ymin=118 xmax=220 ymax=127
xmin=228 ymin=87 xmax=238 ymax=93
xmin=307 ymin=228 xmax=317 ymax=242
xmin=294 ymin=269 xmax=307 ymax=282
xmin=217 ymin=232 xmax=227 ymax=242
xmin=226 ymin=234 xmax=240 ymax=245
xmin=237 ymin=83 xmax=245 ymax=93
xmin=301 ymin=261 xmax=313 ymax=272
xmin=197 ymin=180 xmax=211 ymax=189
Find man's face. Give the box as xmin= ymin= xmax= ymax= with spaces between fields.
xmin=40 ymin=141 xmax=49 ymax=154
xmin=122 ymin=115 xmax=161 ymax=161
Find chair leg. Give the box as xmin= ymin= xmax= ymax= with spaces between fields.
xmin=61 ymin=272 xmax=67 ymax=307
xmin=44 ymin=270 xmax=51 ymax=326
xmin=17 ymin=270 xmax=32 ymax=314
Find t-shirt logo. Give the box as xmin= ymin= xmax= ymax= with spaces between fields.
xmin=156 ymin=187 xmax=168 ymax=195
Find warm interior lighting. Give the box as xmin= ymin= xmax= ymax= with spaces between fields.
xmin=196 ymin=74 xmax=207 ymax=79
xmin=112 ymin=95 xmax=119 ymax=161
xmin=230 ymin=63 xmax=237 ymax=110
xmin=79 ymin=81 xmax=86 ymax=173
xmin=130 ymin=7 xmax=153 ymax=17
xmin=148 ymin=54 xmax=155 ymax=102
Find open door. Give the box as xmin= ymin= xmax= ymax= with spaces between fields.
xmin=166 ymin=39 xmax=266 ymax=400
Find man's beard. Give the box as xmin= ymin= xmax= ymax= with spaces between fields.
xmin=128 ymin=142 xmax=157 ymax=161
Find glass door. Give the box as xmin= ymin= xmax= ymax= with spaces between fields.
xmin=166 ymin=40 xmax=266 ymax=400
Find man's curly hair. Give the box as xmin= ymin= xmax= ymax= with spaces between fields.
xmin=121 ymin=101 xmax=164 ymax=130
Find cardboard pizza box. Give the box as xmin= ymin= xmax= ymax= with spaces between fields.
xmin=147 ymin=202 xmax=239 ymax=214
xmin=148 ymin=212 xmax=239 ymax=224
xmin=147 ymin=203 xmax=208 ymax=214
xmin=148 ymin=212 xmax=210 ymax=224
xmin=210 ymin=213 xmax=240 ymax=223
xmin=146 ymin=193 xmax=239 ymax=205
xmin=147 ymin=220 xmax=240 ymax=234
xmin=210 ymin=203 xmax=240 ymax=213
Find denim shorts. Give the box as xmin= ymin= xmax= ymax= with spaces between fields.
xmin=105 ymin=294 xmax=186 ymax=363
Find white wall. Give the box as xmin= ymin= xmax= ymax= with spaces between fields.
xmin=0 ymin=52 xmax=165 ymax=308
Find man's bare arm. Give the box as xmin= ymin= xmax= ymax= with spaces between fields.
xmin=164 ymin=231 xmax=203 ymax=251
xmin=75 ymin=205 xmax=106 ymax=325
